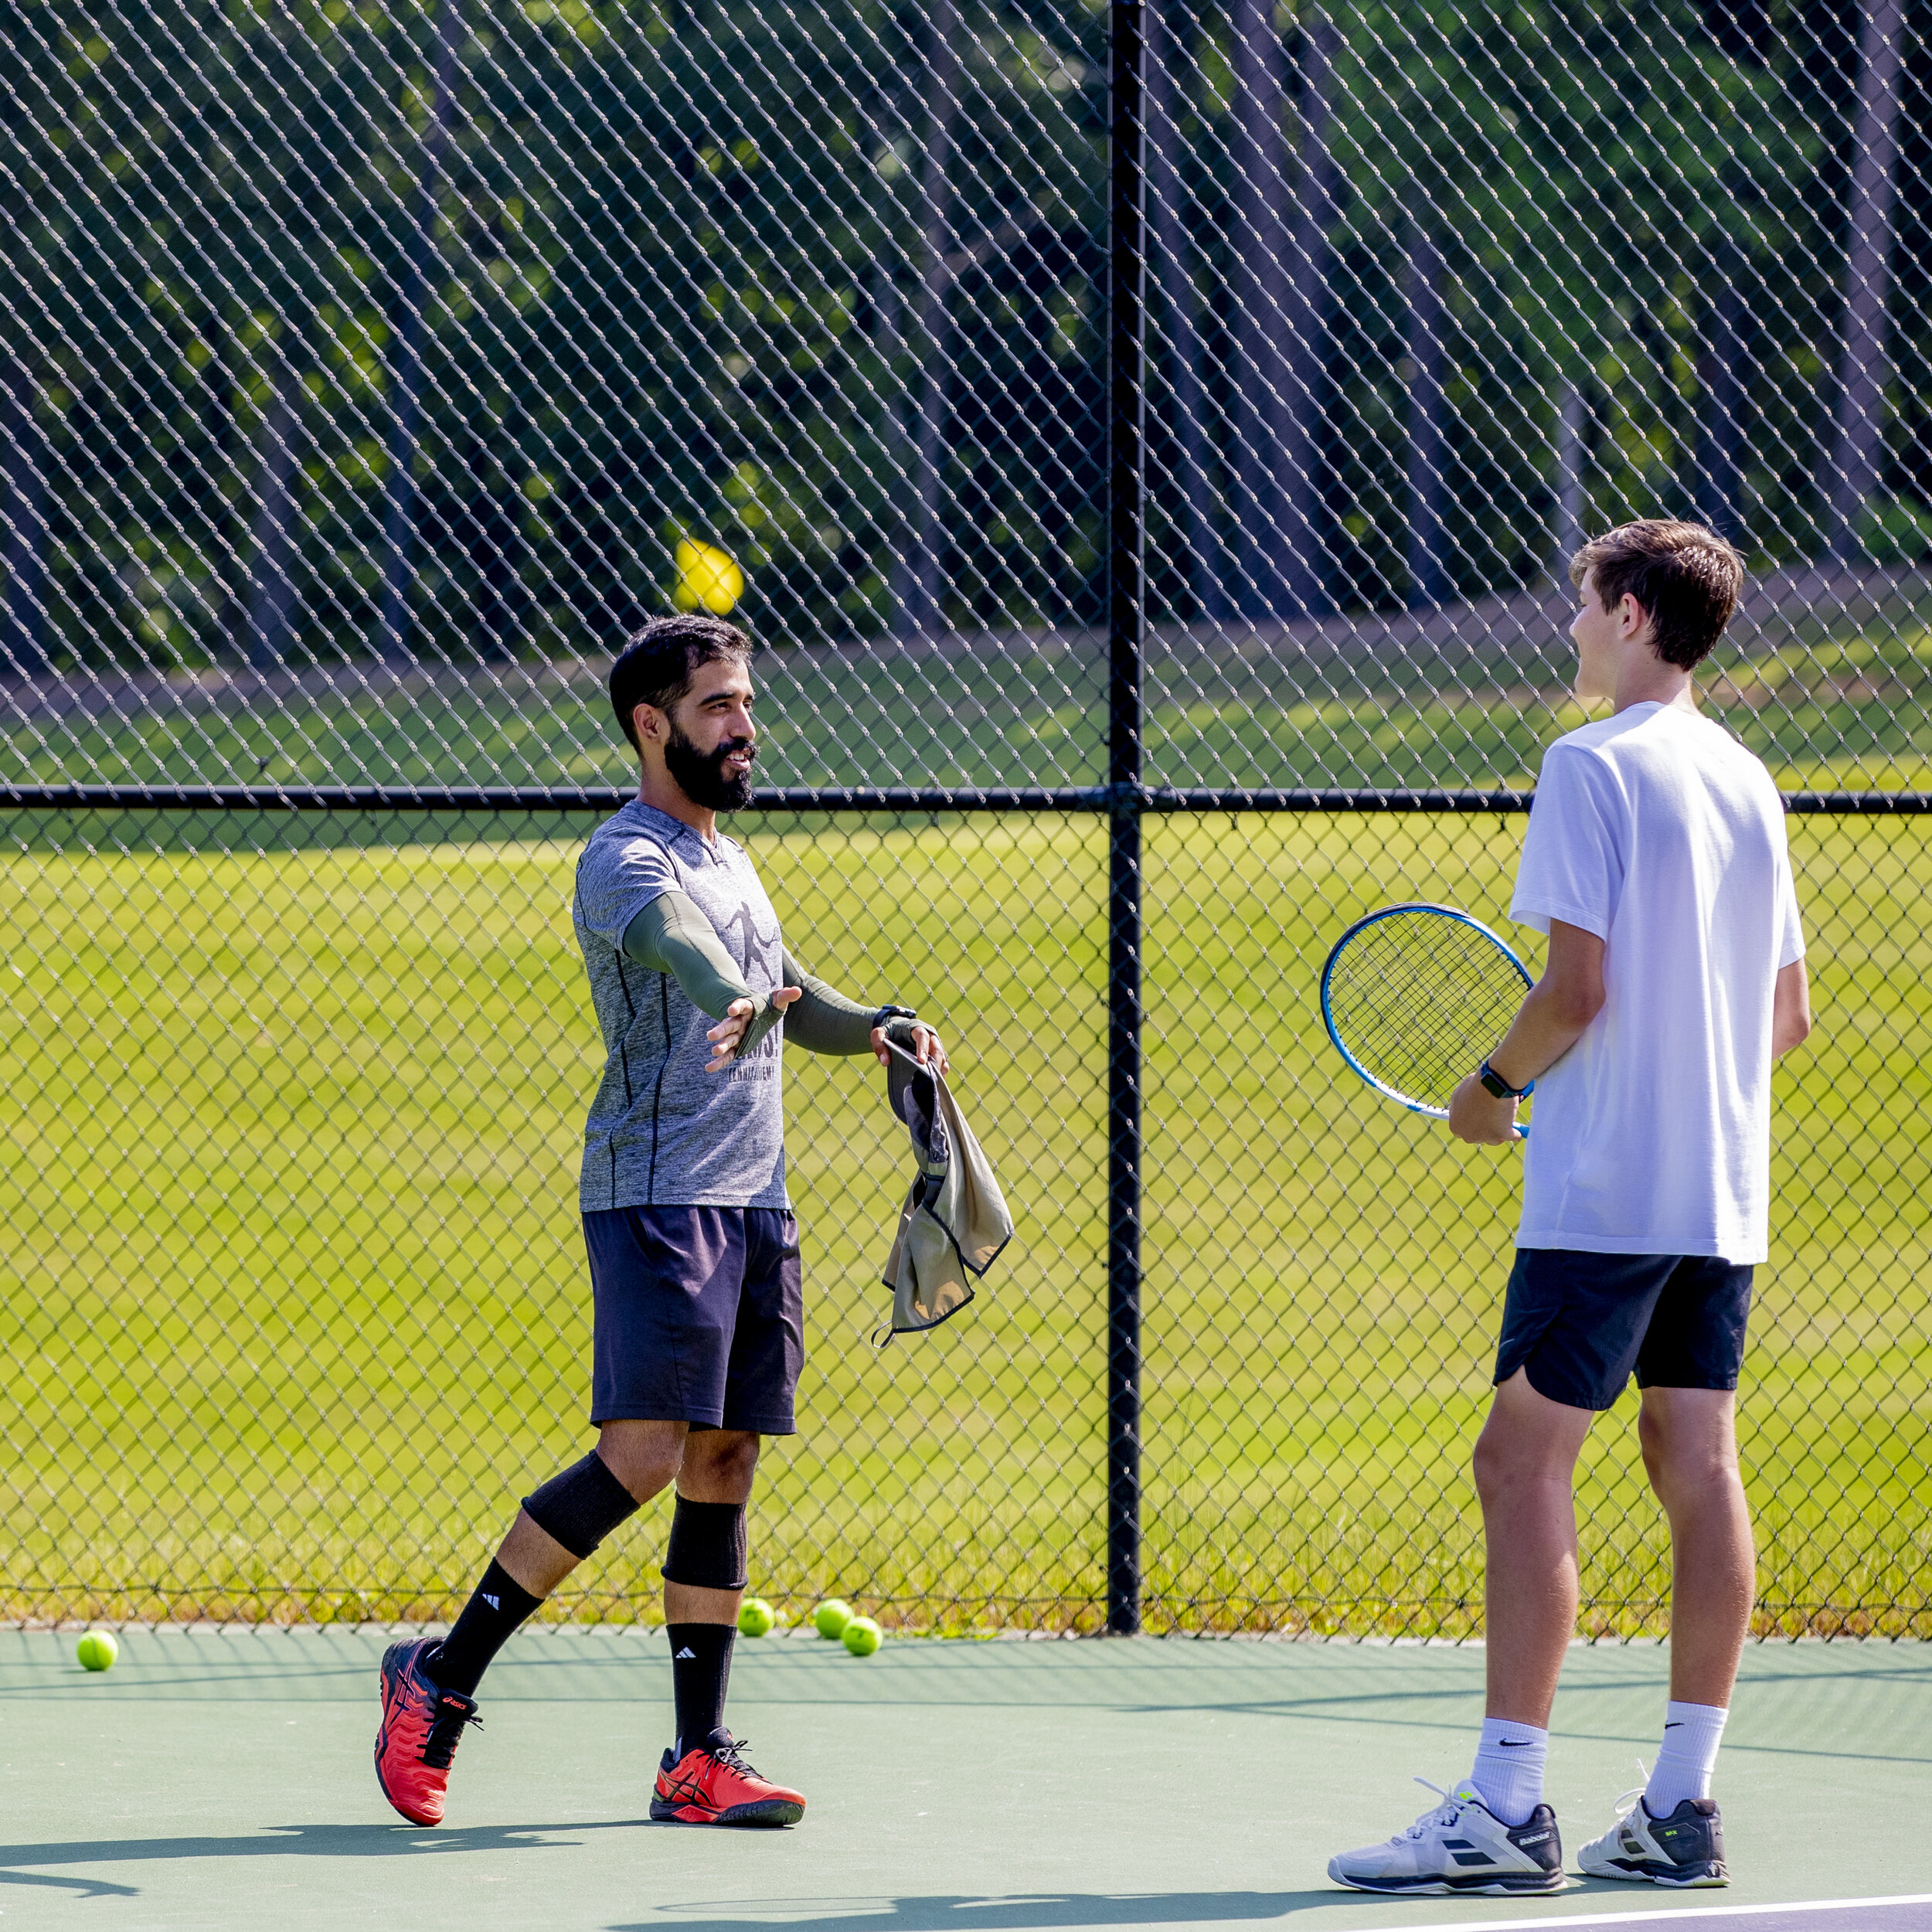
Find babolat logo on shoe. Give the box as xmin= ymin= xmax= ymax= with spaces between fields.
xmin=1516 ymin=1831 xmax=1552 ymax=1847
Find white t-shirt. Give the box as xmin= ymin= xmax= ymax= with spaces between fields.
xmin=1510 ymin=702 xmax=1804 ymax=1264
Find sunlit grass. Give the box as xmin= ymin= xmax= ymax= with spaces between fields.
xmin=1 ymin=810 xmax=1924 ymax=1634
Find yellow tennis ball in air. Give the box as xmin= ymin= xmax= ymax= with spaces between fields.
xmin=842 ymin=1616 xmax=883 ymax=1658
xmin=813 ymin=1598 xmax=851 ymax=1640
xmin=77 ymin=1631 xmax=118 ymax=1672
xmin=737 ymin=1597 xmax=776 ymax=1638
xmin=671 ymin=539 xmax=743 ymax=616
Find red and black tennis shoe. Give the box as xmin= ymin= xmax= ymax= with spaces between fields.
xmin=374 ymin=1637 xmax=482 ymax=1826
xmin=651 ymin=1731 xmax=805 ymax=1826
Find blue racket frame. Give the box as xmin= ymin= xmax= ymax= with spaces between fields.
xmin=1319 ymin=901 xmax=1535 ymax=1127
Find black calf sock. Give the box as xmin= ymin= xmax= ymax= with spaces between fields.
xmin=666 ymin=1622 xmax=736 ymax=1758
xmin=428 ymin=1560 xmax=543 ymax=1696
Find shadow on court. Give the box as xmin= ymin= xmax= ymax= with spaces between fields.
xmin=611 ymin=1886 xmax=1932 ymax=1932
xmin=608 ymin=1894 xmax=1932 ymax=1932
xmin=0 ymin=1818 xmax=645 ymax=1897
xmin=610 ymin=1894 xmax=1346 ymax=1932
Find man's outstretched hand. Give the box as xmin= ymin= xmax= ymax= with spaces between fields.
xmin=706 ymin=988 xmax=801 ymax=1073
xmin=873 ymin=1021 xmax=947 ymax=1078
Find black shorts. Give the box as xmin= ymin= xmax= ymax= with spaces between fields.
xmin=583 ymin=1206 xmax=803 ymax=1434
xmin=1494 ymin=1248 xmax=1753 ymax=1412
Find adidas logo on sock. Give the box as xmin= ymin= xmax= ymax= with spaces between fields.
xmin=674 ymin=1647 xmax=697 ymax=1659
xmin=482 ymin=1594 xmax=499 ymax=1611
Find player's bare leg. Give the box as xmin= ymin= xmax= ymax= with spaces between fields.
xmin=1575 ymin=1386 xmax=1748 ymax=1884
xmin=1472 ymin=1369 xmax=1596 ymax=1728
xmin=1638 ymin=1388 xmax=1753 ymax=1706
xmin=1326 ymin=1372 xmax=1586 ymax=1895
xmin=1576 ymin=1387 xmax=1750 ymax=1887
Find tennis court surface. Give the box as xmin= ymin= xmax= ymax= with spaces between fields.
xmin=2 ymin=1629 xmax=1923 ymax=1931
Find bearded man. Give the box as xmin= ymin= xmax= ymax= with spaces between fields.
xmin=372 ymin=614 xmax=944 ymax=1830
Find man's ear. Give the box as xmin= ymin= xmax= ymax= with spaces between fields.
xmin=632 ymin=700 xmax=663 ymax=748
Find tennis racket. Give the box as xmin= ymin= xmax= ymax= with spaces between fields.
xmin=1320 ymin=903 xmax=1535 ymax=1127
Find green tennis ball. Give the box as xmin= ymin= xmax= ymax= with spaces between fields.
xmin=813 ymin=1598 xmax=852 ymax=1640
xmin=737 ymin=1597 xmax=775 ymax=1638
xmin=77 ymin=1631 xmax=118 ymax=1672
xmin=842 ymin=1615 xmax=883 ymax=1658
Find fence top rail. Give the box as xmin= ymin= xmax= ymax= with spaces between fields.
xmin=2 ymin=784 xmax=1928 ymax=817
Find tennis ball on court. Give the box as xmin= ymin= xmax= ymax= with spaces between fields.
xmin=77 ymin=1631 xmax=118 ymax=1672
xmin=813 ymin=1598 xmax=852 ymax=1640
xmin=737 ymin=1597 xmax=776 ymax=1638
xmin=671 ymin=539 xmax=743 ymax=617
xmin=842 ymin=1616 xmax=883 ymax=1658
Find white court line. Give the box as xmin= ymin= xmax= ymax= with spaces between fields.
xmin=1353 ymin=1895 xmax=1932 ymax=1932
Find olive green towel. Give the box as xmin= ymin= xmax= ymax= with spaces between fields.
xmin=881 ymin=1044 xmax=1014 ymax=1335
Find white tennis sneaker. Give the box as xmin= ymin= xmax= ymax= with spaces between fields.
xmin=1328 ymin=1778 xmax=1566 ymax=1895
xmin=1578 ymin=1786 xmax=1729 ymax=1886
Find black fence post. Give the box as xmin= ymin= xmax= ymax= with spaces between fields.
xmin=1107 ymin=0 xmax=1147 ymax=1638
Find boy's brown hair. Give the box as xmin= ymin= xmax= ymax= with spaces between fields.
xmin=1568 ymin=519 xmax=1745 ymax=671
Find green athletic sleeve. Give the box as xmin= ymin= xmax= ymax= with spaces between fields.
xmin=621 ymin=893 xmax=782 ymax=1056
xmin=778 ymin=950 xmax=883 ymax=1056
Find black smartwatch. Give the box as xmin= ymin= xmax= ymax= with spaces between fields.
xmin=1478 ymin=1059 xmax=1533 ymax=1100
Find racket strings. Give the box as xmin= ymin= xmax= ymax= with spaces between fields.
xmin=1325 ymin=913 xmax=1530 ymax=1113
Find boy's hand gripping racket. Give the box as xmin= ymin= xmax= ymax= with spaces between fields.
xmin=1320 ymin=903 xmax=1534 ymax=1130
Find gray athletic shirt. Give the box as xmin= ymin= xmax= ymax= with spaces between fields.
xmin=573 ymin=801 xmax=788 ymax=1211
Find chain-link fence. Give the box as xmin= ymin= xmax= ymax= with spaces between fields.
xmin=1 ymin=1 xmax=1927 ymax=1638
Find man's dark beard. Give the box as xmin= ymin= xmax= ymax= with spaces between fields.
xmin=665 ymin=722 xmax=755 ymax=811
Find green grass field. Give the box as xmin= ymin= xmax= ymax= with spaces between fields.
xmin=1 ymin=808 xmax=1927 ymax=1636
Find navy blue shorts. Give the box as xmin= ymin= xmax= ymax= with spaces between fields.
xmin=1494 ymin=1249 xmax=1753 ymax=1411
xmin=583 ymin=1206 xmax=803 ymax=1434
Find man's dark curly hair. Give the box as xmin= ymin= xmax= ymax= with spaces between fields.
xmin=1568 ymin=519 xmax=1744 ymax=672
xmin=608 ymin=614 xmax=752 ymax=752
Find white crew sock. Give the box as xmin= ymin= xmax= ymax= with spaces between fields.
xmin=1645 ymin=1699 xmax=1727 ymax=1815
xmin=1468 ymin=1716 xmax=1548 ymax=1827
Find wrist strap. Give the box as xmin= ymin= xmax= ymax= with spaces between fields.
xmin=1478 ymin=1058 xmax=1533 ymax=1100
xmin=872 ymin=1004 xmax=917 ymax=1028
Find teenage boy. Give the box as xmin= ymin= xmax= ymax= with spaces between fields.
xmin=1328 ymin=520 xmax=1811 ymax=1894
xmin=372 ymin=614 xmax=944 ymax=1830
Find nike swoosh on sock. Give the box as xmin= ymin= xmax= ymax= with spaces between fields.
xmin=1498 ymin=1739 xmax=1536 ymax=1747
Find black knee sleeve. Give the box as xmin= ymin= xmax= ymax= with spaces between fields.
xmin=522 ymin=1451 xmax=641 ymax=1561
xmin=661 ymin=1495 xmax=748 ymax=1591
